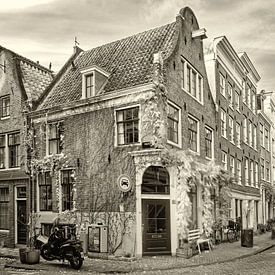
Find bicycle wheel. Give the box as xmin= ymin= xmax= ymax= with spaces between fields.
xmin=227 ymin=229 xmax=235 ymax=243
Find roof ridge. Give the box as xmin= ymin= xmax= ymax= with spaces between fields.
xmin=0 ymin=44 xmax=53 ymax=74
xmin=83 ymin=21 xmax=176 ymax=55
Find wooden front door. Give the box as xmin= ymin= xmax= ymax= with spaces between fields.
xmin=17 ymin=200 xmax=27 ymax=244
xmin=142 ymin=199 xmax=171 ymax=255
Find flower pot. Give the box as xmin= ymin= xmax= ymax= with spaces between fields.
xmin=26 ymin=249 xmax=40 ymax=264
xmin=19 ymin=248 xmax=27 ymax=264
xmin=241 ymin=229 xmax=253 ymax=247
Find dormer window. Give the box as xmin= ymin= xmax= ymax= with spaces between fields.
xmin=80 ymin=66 xmax=110 ymax=99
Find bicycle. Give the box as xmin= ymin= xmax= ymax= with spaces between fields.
xmin=227 ymin=220 xmax=240 ymax=243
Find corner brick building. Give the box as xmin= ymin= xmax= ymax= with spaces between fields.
xmin=0 ymin=46 xmax=53 ymax=247
xmin=28 ymin=7 xmax=220 ymax=257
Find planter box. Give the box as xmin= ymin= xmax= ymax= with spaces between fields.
xmin=176 ymin=246 xmax=193 ymax=259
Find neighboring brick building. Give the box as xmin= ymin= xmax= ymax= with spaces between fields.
xmin=29 ymin=7 xmax=218 ymax=257
xmin=205 ymin=37 xmax=261 ymax=230
xmin=0 ymin=46 xmax=53 ymax=247
xmin=257 ymin=91 xmax=274 ymax=222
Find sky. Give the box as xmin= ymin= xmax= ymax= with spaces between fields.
xmin=0 ymin=0 xmax=274 ymax=90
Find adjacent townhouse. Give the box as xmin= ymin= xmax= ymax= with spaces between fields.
xmin=205 ymin=37 xmax=261 ymax=230
xmin=0 ymin=46 xmax=53 ymax=247
xmin=258 ymin=90 xmax=275 ymax=221
xmin=28 ymin=7 xmax=221 ymax=257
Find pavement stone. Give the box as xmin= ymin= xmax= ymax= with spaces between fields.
xmin=0 ymin=232 xmax=274 ymax=273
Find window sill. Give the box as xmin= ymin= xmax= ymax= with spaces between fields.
xmin=115 ymin=142 xmax=141 ymax=148
xmin=1 ymin=116 xmax=10 ymax=120
xmin=0 ymin=229 xmax=9 ymax=233
xmin=188 ymin=149 xmax=200 ymax=156
xmin=205 ymin=156 xmax=213 ymax=161
xmin=0 ymin=167 xmax=21 ymax=171
xmin=181 ymin=88 xmax=203 ymax=105
xmin=167 ymin=140 xmax=181 ymax=149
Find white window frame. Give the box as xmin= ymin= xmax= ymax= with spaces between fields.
xmin=221 ymin=109 xmax=227 ymax=138
xmin=181 ymin=57 xmax=204 ymax=104
xmin=260 ymin=124 xmax=264 ymax=147
xmin=167 ymin=101 xmax=182 ymax=148
xmin=244 ymin=158 xmax=249 ymax=186
xmin=221 ymin=151 xmax=227 ymax=170
xmin=235 ymin=91 xmax=240 ymax=111
xmin=114 ymin=104 xmax=141 ymax=147
xmin=228 ymin=84 xmax=233 ymax=108
xmin=229 ymin=156 xmax=235 ymax=176
xmin=250 ymin=160 xmax=254 ymax=186
xmin=266 ymin=161 xmax=270 ymax=182
xmin=228 ymin=116 xmax=234 ymax=144
xmin=255 ymin=162 xmax=259 ymax=188
xmin=253 ymin=125 xmax=257 ymax=149
xmin=236 ymin=122 xmax=241 ymax=148
xmin=237 ymin=159 xmax=242 ymax=185
xmin=248 ymin=121 xmax=252 ymax=147
xmin=205 ymin=126 xmax=214 ymax=160
xmin=188 ymin=114 xmax=200 ymax=154
xmin=243 ymin=118 xmax=247 ymax=144
xmin=219 ymin=73 xmax=226 ymax=98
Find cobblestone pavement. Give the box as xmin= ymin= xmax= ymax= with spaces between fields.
xmin=0 ymin=232 xmax=275 ymax=274
xmin=138 ymin=245 xmax=275 ymax=275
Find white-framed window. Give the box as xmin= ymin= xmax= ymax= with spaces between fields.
xmin=116 ymin=106 xmax=139 ymax=146
xmin=236 ymin=122 xmax=241 ymax=148
xmin=243 ymin=118 xmax=247 ymax=144
xmin=252 ymin=91 xmax=256 ymax=112
xmin=219 ymin=73 xmax=226 ymax=97
xmin=260 ymin=124 xmax=264 ymax=147
xmin=38 ymin=172 xmax=52 ymax=211
xmin=235 ymin=91 xmax=240 ymax=111
xmin=266 ymin=161 xmax=270 ymax=182
xmin=228 ymin=84 xmax=233 ymax=108
xmin=167 ymin=102 xmax=181 ymax=146
xmin=265 ymin=128 xmax=270 ymax=151
xmin=221 ymin=151 xmax=227 ymax=170
xmin=253 ymin=125 xmax=257 ymax=149
xmin=250 ymin=160 xmax=254 ymax=186
xmin=228 ymin=116 xmax=234 ymax=143
xmin=247 ymin=86 xmax=251 ymax=107
xmin=0 ymin=96 xmax=10 ymax=118
xmin=47 ymin=122 xmax=64 ymax=155
xmin=181 ymin=58 xmax=203 ymax=103
xmin=248 ymin=121 xmax=252 ymax=147
xmin=229 ymin=156 xmax=235 ymax=176
xmin=244 ymin=158 xmax=249 ymax=185
xmin=205 ymin=126 xmax=213 ymax=159
xmin=237 ymin=159 xmax=242 ymax=184
xmin=188 ymin=115 xmax=199 ymax=153
xmin=221 ymin=109 xmax=227 ymax=138
xmin=255 ymin=162 xmax=259 ymax=187
xmin=260 ymin=158 xmax=265 ymax=180
xmin=0 ymin=132 xmax=20 ymax=169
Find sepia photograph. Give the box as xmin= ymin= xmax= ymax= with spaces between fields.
xmin=0 ymin=0 xmax=275 ymax=274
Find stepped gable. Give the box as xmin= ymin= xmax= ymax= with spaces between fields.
xmin=38 ymin=21 xmax=177 ymax=109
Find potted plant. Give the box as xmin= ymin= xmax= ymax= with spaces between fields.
xmin=19 ymin=212 xmax=41 ymax=264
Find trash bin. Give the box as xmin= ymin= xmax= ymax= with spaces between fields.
xmin=241 ymin=229 xmax=253 ymax=247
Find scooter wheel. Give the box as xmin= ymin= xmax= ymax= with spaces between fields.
xmin=70 ymin=251 xmax=83 ymax=270
xmin=41 ymin=244 xmax=55 ymax=261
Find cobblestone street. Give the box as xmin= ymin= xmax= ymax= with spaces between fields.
xmin=1 ymin=233 xmax=275 ymax=274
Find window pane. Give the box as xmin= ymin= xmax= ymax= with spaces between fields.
xmin=116 ymin=107 xmax=139 ymax=145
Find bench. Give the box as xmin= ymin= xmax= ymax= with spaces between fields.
xmin=188 ymin=229 xmax=212 ymax=254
